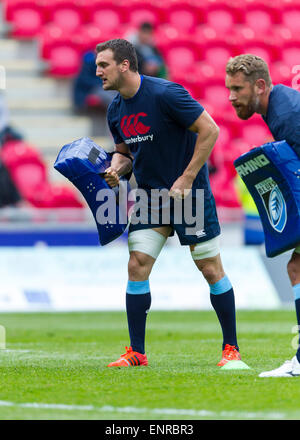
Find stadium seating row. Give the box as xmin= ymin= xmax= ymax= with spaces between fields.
xmin=2 ymin=0 xmax=299 ymax=82
xmin=209 ymin=113 xmax=274 ymax=208
xmin=0 ymin=139 xmax=84 ymax=208
xmin=37 ymin=34 xmax=300 ymax=86
xmin=3 ymin=0 xmax=300 ymax=38
xmin=1 ymin=128 xmax=268 ymax=209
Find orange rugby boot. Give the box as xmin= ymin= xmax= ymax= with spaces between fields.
xmin=107 ymin=346 xmax=148 ymax=367
xmin=217 ymin=344 xmax=241 ymax=367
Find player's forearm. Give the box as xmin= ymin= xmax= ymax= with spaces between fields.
xmin=183 ymin=127 xmax=219 ymax=180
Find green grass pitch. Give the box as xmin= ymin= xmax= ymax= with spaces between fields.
xmin=0 ymin=310 xmax=299 ymax=420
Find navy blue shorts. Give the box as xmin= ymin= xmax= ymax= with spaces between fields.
xmin=128 ymin=188 xmax=220 ymax=245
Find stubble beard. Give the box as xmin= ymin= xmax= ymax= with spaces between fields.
xmin=236 ymin=95 xmax=261 ymax=120
xmin=103 ymin=74 xmax=122 ymax=92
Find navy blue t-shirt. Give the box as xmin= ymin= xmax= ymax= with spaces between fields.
xmin=262 ymin=84 xmax=300 ymax=157
xmin=107 ymin=75 xmax=211 ymax=192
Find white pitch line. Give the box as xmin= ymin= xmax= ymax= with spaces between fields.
xmin=0 ymin=400 xmax=286 ymax=419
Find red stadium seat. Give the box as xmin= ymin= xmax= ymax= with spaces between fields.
xmin=39 ymin=25 xmax=83 ymax=76
xmin=240 ymin=119 xmax=273 ymax=148
xmin=126 ymin=2 xmax=164 ymax=28
xmin=214 ymin=122 xmax=231 ymax=151
xmin=193 ymin=62 xmax=216 ymax=84
xmin=82 ymin=1 xmax=124 ymax=40
xmin=270 ymin=61 xmax=293 ymax=86
xmin=225 ymin=138 xmax=251 ymax=165
xmin=154 ymin=24 xmax=183 ymax=50
xmin=164 ymin=2 xmax=202 ymax=33
xmin=211 ymin=129 xmax=268 ymax=208
xmin=0 ymin=140 xmax=83 ymax=208
xmin=161 ymin=40 xmax=199 ymax=75
xmin=197 ymin=40 xmax=238 ymax=80
xmin=235 ymin=1 xmax=281 ymax=42
xmin=27 ymin=182 xmax=83 ymax=208
xmin=208 ymin=119 xmax=240 ymax=177
xmin=168 ymin=73 xmax=201 ymax=100
xmin=39 ymin=24 xmax=62 ymax=59
xmin=202 ymin=3 xmax=243 ymax=36
xmin=201 ymin=81 xmax=231 ymax=112
xmin=43 ymin=0 xmax=85 ymax=33
xmin=0 ymin=140 xmax=47 ymax=203
xmin=47 ymin=43 xmax=82 ymax=77
xmin=203 ymin=42 xmax=234 ymax=70
xmin=4 ymin=0 xmax=45 ymax=38
xmin=210 ymin=167 xmax=241 ymax=208
xmin=281 ymin=43 xmax=300 ymax=70
xmin=47 ymin=185 xmax=83 ymax=208
xmin=280 ymin=4 xmax=300 ymax=39
xmin=0 ymin=140 xmax=46 ymax=173
xmin=79 ymin=24 xmax=116 ymax=52
xmin=13 ymin=164 xmax=46 ymax=201
xmin=245 ymin=7 xmax=274 ymax=33
xmin=241 ymin=41 xmax=280 ymax=65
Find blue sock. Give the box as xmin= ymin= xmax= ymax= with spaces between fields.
xmin=126 ymin=280 xmax=151 ymax=355
xmin=292 ymin=284 xmax=300 ymax=363
xmin=209 ymin=275 xmax=238 ymax=351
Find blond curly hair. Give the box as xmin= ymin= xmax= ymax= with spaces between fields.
xmin=226 ymin=54 xmax=272 ymax=87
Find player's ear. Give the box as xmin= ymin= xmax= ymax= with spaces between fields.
xmin=120 ymin=59 xmax=130 ymax=73
xmin=254 ymin=78 xmax=266 ymax=95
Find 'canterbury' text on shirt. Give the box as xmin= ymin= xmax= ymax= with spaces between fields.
xmin=107 ymin=75 xmax=211 ymax=191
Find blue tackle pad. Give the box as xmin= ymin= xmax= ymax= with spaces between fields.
xmin=54 ymin=137 xmax=130 ymax=246
xmin=234 ymin=140 xmax=300 ymax=257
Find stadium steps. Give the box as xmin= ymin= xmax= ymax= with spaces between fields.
xmin=1 ymin=38 xmax=22 ymax=58
xmin=36 ymin=135 xmax=112 ymax=158
xmin=6 ymin=76 xmax=72 ymax=115
xmin=1 ymin=58 xmax=47 ymax=78
xmin=10 ymin=115 xmax=92 ymax=143
xmin=8 ymin=98 xmax=71 ymax=114
xmin=1 ymin=38 xmax=47 ymax=75
xmin=6 ymin=77 xmax=69 ymax=98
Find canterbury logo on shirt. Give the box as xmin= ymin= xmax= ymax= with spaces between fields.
xmin=121 ymin=113 xmax=150 ymax=137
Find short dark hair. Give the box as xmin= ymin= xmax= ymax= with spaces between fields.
xmin=139 ymin=22 xmax=153 ymax=32
xmin=96 ymin=39 xmax=138 ymax=72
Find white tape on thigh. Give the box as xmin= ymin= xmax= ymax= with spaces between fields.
xmin=128 ymin=229 xmax=167 ymax=259
xmin=191 ymin=236 xmax=220 ymax=260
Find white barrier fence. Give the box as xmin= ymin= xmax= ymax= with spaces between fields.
xmin=0 ymin=244 xmax=280 ymax=312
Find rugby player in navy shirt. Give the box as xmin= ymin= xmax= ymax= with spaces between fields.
xmin=96 ymin=39 xmax=246 ymax=368
xmin=226 ymin=54 xmax=300 ymax=377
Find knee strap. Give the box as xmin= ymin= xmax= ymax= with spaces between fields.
xmin=128 ymin=229 xmax=167 ymax=259
xmin=191 ymin=236 xmax=220 ymax=260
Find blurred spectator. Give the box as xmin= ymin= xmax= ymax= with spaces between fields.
xmin=0 ymin=91 xmax=23 ymax=147
xmin=0 ymin=158 xmax=22 ymax=208
xmin=72 ymin=51 xmax=117 ymax=113
xmin=127 ymin=22 xmax=167 ymax=78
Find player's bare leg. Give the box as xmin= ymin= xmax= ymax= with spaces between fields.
xmin=191 ymin=253 xmax=225 ymax=285
xmin=287 ymin=251 xmax=300 ymax=286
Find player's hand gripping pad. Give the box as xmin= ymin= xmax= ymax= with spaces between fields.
xmin=54 ymin=137 xmax=130 ymax=245
xmin=234 ymin=140 xmax=300 ymax=257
